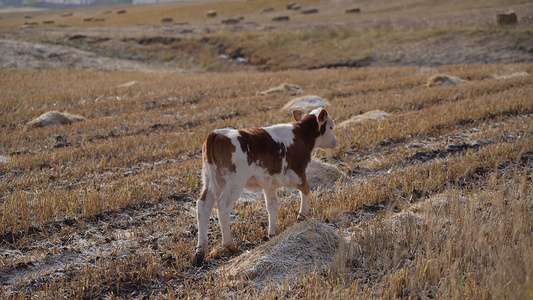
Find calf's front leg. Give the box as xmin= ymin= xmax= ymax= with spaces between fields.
xmin=297 ymin=181 xmax=310 ymax=221
xmin=263 ymin=188 xmax=279 ymax=237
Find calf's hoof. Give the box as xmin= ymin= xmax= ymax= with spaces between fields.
xmin=192 ymin=250 xmax=205 ymax=267
xmin=297 ymin=213 xmax=307 ymax=221
xmin=210 ymin=245 xmax=237 ymax=259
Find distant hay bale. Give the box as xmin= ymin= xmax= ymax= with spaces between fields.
xmin=306 ymin=160 xmax=348 ymax=190
xmin=286 ymin=2 xmax=299 ymax=10
xmin=257 ymin=83 xmax=302 ymax=95
xmin=161 ymin=18 xmax=173 ymax=23
xmin=83 ymin=18 xmax=93 ymax=22
xmin=282 ymin=95 xmax=329 ymax=111
xmin=27 ymin=111 xmax=85 ymax=128
xmin=206 ymin=10 xmax=217 ymax=18
xmin=43 ymin=20 xmax=55 ymax=24
xmin=301 ymin=8 xmax=319 ymax=14
xmin=272 ymin=16 xmax=290 ymax=22
xmin=346 ymin=8 xmax=361 ymax=14
xmin=221 ymin=220 xmax=340 ymax=289
xmin=339 ymin=110 xmax=390 ymax=127
xmin=222 ymin=18 xmax=240 ymax=25
xmin=60 ymin=13 xmax=73 ymax=17
xmin=116 ymin=10 xmax=127 ymax=14
xmin=426 ymin=74 xmax=467 ymax=87
xmin=387 ymin=211 xmax=426 ymax=233
xmin=495 ymin=11 xmax=517 ymax=26
xmin=492 ymin=71 xmax=529 ymax=80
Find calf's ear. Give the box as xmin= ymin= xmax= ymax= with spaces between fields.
xmin=317 ymin=109 xmax=328 ymax=123
xmin=292 ymin=109 xmax=305 ymax=121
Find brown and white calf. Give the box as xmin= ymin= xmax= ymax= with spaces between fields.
xmin=193 ymin=107 xmax=337 ymax=266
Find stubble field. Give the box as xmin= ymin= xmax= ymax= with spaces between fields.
xmin=1 ymin=0 xmax=533 ymax=298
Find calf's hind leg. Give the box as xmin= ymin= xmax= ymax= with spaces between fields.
xmin=216 ymin=184 xmax=244 ymax=253
xmin=193 ymin=189 xmax=217 ymax=266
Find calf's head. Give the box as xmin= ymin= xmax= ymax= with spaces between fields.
xmin=293 ymin=107 xmax=338 ymax=149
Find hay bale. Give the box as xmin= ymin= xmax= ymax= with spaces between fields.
xmin=286 ymin=2 xmax=298 ymax=10
xmin=206 ymin=10 xmax=217 ymax=18
xmin=116 ymin=10 xmax=127 ymax=14
xmin=346 ymin=8 xmax=361 ymax=14
xmin=426 ymin=74 xmax=467 ymax=87
xmin=60 ymin=13 xmax=73 ymax=17
xmin=301 ymin=8 xmax=318 ymax=14
xmin=27 ymin=111 xmax=85 ymax=128
xmin=43 ymin=20 xmax=55 ymax=24
xmin=222 ymin=18 xmax=240 ymax=25
xmin=161 ymin=18 xmax=173 ymax=23
xmin=221 ymin=220 xmax=340 ymax=288
xmin=339 ymin=110 xmax=390 ymax=127
xmin=272 ymin=16 xmax=290 ymax=22
xmin=257 ymin=83 xmax=302 ymax=95
xmin=495 ymin=12 xmax=517 ymax=26
xmin=306 ymin=160 xmax=347 ymax=190
xmin=282 ymin=95 xmax=329 ymax=111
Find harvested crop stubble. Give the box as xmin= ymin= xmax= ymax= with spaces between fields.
xmin=0 ymin=62 xmax=532 ymax=298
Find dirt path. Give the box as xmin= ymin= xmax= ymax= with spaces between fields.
xmin=0 ymin=38 xmax=180 ymax=72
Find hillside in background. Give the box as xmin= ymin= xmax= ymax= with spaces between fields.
xmin=0 ymin=0 xmax=532 ymax=72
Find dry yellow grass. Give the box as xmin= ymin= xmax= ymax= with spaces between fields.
xmin=0 ymin=62 xmax=532 ymax=298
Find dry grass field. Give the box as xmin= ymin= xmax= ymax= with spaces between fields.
xmin=1 ymin=0 xmax=533 ymax=298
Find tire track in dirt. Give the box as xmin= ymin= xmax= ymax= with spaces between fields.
xmin=0 ymin=195 xmax=195 ymax=295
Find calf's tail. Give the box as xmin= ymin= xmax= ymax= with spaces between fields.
xmin=200 ymin=132 xmax=221 ymax=201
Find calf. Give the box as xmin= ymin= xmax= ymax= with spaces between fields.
xmin=193 ymin=107 xmax=337 ymax=266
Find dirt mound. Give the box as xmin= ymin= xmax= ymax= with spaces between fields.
xmin=257 ymin=83 xmax=302 ymax=95
xmin=27 ymin=111 xmax=85 ymax=128
xmin=427 ymin=74 xmax=468 ymax=87
xmin=306 ymin=160 xmax=348 ymax=190
xmin=221 ymin=219 xmax=340 ymax=289
xmin=339 ymin=110 xmax=390 ymax=127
